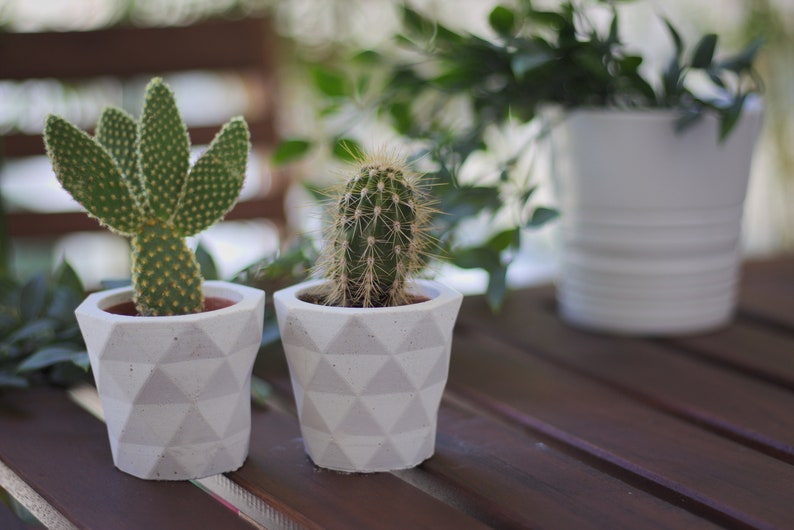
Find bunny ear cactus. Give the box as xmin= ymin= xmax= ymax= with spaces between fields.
xmin=44 ymin=77 xmax=250 ymax=316
xmin=319 ymin=151 xmax=435 ymax=308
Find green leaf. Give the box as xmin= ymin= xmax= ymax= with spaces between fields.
xmin=250 ymin=375 xmax=272 ymax=407
xmin=487 ymin=228 xmax=520 ymax=252
xmin=271 ymin=139 xmax=312 ymax=166
xmin=663 ymin=18 xmax=684 ymax=59
xmin=19 ymin=275 xmax=46 ymax=321
xmin=719 ymin=94 xmax=747 ymax=143
xmin=311 ymin=67 xmax=348 ymax=98
xmin=16 ymin=346 xmax=87 ymax=372
xmin=389 ymin=102 xmax=413 ymax=135
xmin=196 ymin=244 xmax=219 ymax=281
xmin=488 ymin=5 xmax=516 ymax=36
xmin=485 ymin=264 xmax=508 ymax=313
xmin=6 ymin=319 xmax=57 ymax=348
xmin=510 ymin=50 xmax=553 ymax=78
xmin=607 ymin=12 xmax=619 ymax=45
xmin=691 ymin=34 xmax=718 ymax=69
xmin=674 ymin=108 xmax=704 ymax=134
xmin=526 ymin=206 xmax=559 ymax=228
xmin=0 ymin=373 xmax=27 ymax=389
xmin=719 ymin=38 xmax=763 ymax=73
xmin=332 ymin=138 xmax=363 ymax=162
xmin=452 ymin=246 xmax=501 ymax=271
xmin=46 ymin=287 xmax=81 ymax=322
xmin=53 ymin=261 xmax=84 ymax=296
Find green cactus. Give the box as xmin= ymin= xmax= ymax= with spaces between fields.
xmin=43 ymin=77 xmax=250 ymax=316
xmin=318 ymin=150 xmax=434 ymax=308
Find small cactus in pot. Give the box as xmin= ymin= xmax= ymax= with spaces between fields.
xmin=316 ymin=150 xmax=435 ymax=308
xmin=44 ymin=77 xmax=267 ymax=481
xmin=43 ymin=77 xmax=250 ymax=316
xmin=274 ymin=149 xmax=462 ymax=473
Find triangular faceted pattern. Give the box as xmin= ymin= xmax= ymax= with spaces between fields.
xmin=76 ymin=283 xmax=264 ymax=481
xmin=276 ymin=281 xmax=462 ymax=473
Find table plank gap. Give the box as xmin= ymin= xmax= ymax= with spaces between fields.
xmin=457 ymin=292 xmax=794 ymax=466
xmin=401 ymin=394 xmax=724 ymax=530
xmin=0 ymin=387 xmax=256 ymax=530
xmin=228 ymin=406 xmax=491 ymax=530
xmin=665 ymin=322 xmax=794 ymax=393
xmin=445 ymin=326 xmax=794 ymax=530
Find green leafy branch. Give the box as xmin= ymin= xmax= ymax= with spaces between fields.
xmin=0 ymin=262 xmax=90 ymax=391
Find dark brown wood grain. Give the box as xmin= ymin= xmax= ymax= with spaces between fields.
xmin=444 ymin=325 xmax=794 ymax=529
xmin=0 ymin=18 xmax=273 ymax=80
xmin=456 ymin=291 xmax=794 ymax=464
xmin=230 ymin=406 xmax=491 ymax=530
xmin=2 ymin=256 xmax=794 ymax=529
xmin=407 ymin=404 xmax=721 ymax=529
xmin=738 ymin=255 xmax=794 ymax=329
xmin=0 ymin=388 xmax=253 ymax=530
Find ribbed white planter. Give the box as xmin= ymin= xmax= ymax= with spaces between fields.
xmin=75 ymin=281 xmax=265 ymax=480
xmin=551 ymin=107 xmax=762 ymax=335
xmin=274 ymin=279 xmax=463 ymax=473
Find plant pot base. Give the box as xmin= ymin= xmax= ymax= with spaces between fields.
xmin=76 ymin=281 xmax=265 ymax=481
xmin=302 ymin=425 xmax=436 ymax=473
xmin=112 ymin=428 xmax=250 ymax=480
xmin=275 ymin=279 xmax=462 ymax=473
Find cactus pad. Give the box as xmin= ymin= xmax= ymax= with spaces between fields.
xmin=44 ymin=77 xmax=250 ymax=316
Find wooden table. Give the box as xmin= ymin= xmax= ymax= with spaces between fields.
xmin=1 ymin=256 xmax=793 ymax=529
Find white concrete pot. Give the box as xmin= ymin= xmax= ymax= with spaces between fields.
xmin=274 ymin=280 xmax=463 ymax=473
xmin=75 ymin=281 xmax=265 ymax=480
xmin=551 ymin=107 xmax=762 ymax=335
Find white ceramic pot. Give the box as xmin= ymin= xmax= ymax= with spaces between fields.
xmin=75 ymin=281 xmax=265 ymax=480
xmin=274 ymin=279 xmax=463 ymax=473
xmin=551 ymin=107 xmax=762 ymax=335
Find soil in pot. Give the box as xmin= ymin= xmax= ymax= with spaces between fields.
xmin=105 ymin=297 xmax=235 ymax=316
xmin=297 ymin=287 xmax=429 ymax=307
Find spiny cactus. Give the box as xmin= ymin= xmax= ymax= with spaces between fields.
xmin=44 ymin=77 xmax=250 ymax=316
xmin=318 ymin=151 xmax=434 ymax=308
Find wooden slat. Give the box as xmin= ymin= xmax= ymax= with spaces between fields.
xmin=457 ymin=290 xmax=794 ymax=464
xmin=228 ymin=405 xmax=490 ymax=530
xmin=0 ymin=387 xmax=254 ymax=530
xmin=738 ymin=255 xmax=794 ymax=328
xmin=404 ymin=403 xmax=720 ymax=529
xmin=670 ymin=322 xmax=794 ymax=391
xmin=0 ymin=17 xmax=273 ymax=80
xmin=443 ymin=325 xmax=794 ymax=529
xmin=6 ymin=193 xmax=286 ymax=238
xmin=3 ymin=119 xmax=277 ymax=159
xmin=254 ymin=333 xmax=718 ymax=529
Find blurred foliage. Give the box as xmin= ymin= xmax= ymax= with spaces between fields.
xmin=234 ymin=235 xmax=318 ymax=347
xmin=0 ymin=262 xmax=90 ymax=391
xmin=267 ymin=0 xmax=762 ymax=310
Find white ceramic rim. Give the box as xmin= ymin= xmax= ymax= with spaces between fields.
xmin=274 ymin=279 xmax=460 ymax=314
xmin=77 ymin=280 xmax=264 ymax=323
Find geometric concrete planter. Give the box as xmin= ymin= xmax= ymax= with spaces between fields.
xmin=551 ymin=107 xmax=762 ymax=335
xmin=75 ymin=281 xmax=265 ymax=480
xmin=274 ymin=279 xmax=462 ymax=473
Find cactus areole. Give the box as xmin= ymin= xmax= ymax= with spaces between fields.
xmin=317 ymin=152 xmax=434 ymax=308
xmin=43 ymin=77 xmax=250 ymax=316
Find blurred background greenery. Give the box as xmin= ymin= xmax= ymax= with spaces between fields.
xmin=0 ymin=0 xmax=791 ymax=298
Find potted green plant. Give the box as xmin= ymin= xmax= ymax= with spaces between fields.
xmin=346 ymin=1 xmax=763 ymax=334
xmin=273 ymin=150 xmax=462 ymax=473
xmin=43 ymin=77 xmax=265 ymax=480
